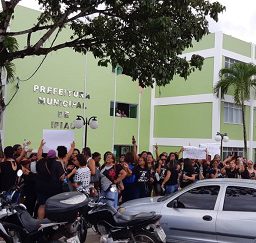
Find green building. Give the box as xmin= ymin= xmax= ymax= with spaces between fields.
xmin=2 ymin=6 xmax=256 ymax=160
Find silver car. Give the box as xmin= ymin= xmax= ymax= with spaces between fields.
xmin=121 ymin=179 xmax=256 ymax=243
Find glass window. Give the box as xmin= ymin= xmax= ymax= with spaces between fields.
xmin=113 ymin=145 xmax=133 ymax=161
xmin=223 ymin=147 xmax=244 ymax=159
xmin=223 ymin=186 xmax=256 ymax=212
xmin=224 ymin=102 xmax=242 ymax=124
xmin=167 ymin=186 xmax=220 ymax=210
xmin=224 ymin=57 xmax=238 ymax=69
xmin=110 ymin=101 xmax=137 ymax=119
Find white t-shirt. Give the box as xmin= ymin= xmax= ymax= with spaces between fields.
xmin=74 ymin=167 xmax=91 ymax=192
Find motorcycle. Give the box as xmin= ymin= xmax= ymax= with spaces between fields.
xmin=81 ymin=192 xmax=166 ymax=243
xmin=0 ymin=170 xmax=89 ymax=243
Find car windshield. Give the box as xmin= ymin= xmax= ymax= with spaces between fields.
xmin=157 ymin=192 xmax=177 ymax=202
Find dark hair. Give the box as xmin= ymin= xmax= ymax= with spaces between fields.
xmin=168 ymin=152 xmax=178 ymax=161
xmin=147 ymin=152 xmax=153 ymax=156
xmin=83 ymin=147 xmax=91 ymax=157
xmin=183 ymin=158 xmax=193 ymax=171
xmin=168 ymin=160 xmax=178 ymax=171
xmin=103 ymin=151 xmax=112 ymax=161
xmin=13 ymin=144 xmax=21 ymax=152
xmin=57 ymin=146 xmax=67 ymax=159
xmin=92 ymin=152 xmax=101 ymax=159
xmin=125 ymin=152 xmax=134 ymax=164
xmin=4 ymin=146 xmax=14 ymax=159
xmin=73 ymin=148 xmax=80 ymax=154
xmin=77 ymin=154 xmax=87 ymax=166
xmin=138 ymin=155 xmax=148 ymax=169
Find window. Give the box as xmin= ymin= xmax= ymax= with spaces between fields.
xmin=224 ymin=57 xmax=238 ymax=68
xmin=223 ymin=147 xmax=244 ymax=159
xmin=167 ymin=186 xmax=220 ymax=210
xmin=113 ymin=145 xmax=133 ymax=160
xmin=110 ymin=101 xmax=137 ymax=118
xmin=223 ymin=186 xmax=256 ymax=212
xmin=224 ymin=102 xmax=242 ymax=124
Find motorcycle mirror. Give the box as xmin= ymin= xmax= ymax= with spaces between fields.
xmin=17 ymin=169 xmax=23 ymax=177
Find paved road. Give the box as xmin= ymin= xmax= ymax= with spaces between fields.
xmin=85 ymin=228 xmax=101 ymax=243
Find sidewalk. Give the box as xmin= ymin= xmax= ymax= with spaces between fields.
xmin=85 ymin=228 xmax=101 ymax=243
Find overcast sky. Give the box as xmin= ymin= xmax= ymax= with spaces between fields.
xmin=18 ymin=0 xmax=256 ymax=43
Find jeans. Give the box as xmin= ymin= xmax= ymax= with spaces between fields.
xmin=101 ymin=189 xmax=119 ymax=208
xmin=165 ymin=184 xmax=178 ymax=194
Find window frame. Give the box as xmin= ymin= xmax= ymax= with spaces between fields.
xmin=224 ymin=102 xmax=242 ymax=125
xmin=223 ymin=185 xmax=256 ymax=212
xmin=167 ymin=185 xmax=221 ymax=210
xmin=110 ymin=101 xmax=138 ymax=119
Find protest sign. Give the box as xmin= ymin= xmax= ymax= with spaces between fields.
xmin=199 ymin=143 xmax=220 ymax=157
xmin=42 ymin=129 xmax=74 ymax=152
xmin=183 ymin=146 xmax=206 ymax=159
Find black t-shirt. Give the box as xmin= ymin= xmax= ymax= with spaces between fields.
xmin=133 ymin=166 xmax=150 ymax=184
xmin=0 ymin=160 xmax=21 ymax=192
xmin=155 ymin=164 xmax=167 ymax=183
xmin=225 ymin=168 xmax=239 ymax=178
xmin=101 ymin=164 xmax=123 ymax=183
xmin=165 ymin=168 xmax=179 ymax=185
xmin=36 ymin=158 xmax=65 ymax=196
xmin=209 ymin=168 xmax=223 ymax=178
xmin=180 ymin=167 xmax=195 ymax=188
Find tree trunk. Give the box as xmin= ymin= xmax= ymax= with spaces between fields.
xmin=241 ymin=103 xmax=247 ymax=159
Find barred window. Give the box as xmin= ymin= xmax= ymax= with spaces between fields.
xmin=223 ymin=147 xmax=244 ymax=159
xmin=224 ymin=57 xmax=238 ymax=68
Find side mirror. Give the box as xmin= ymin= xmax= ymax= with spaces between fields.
xmin=17 ymin=169 xmax=23 ymax=177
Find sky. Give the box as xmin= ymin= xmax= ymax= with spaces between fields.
xmin=17 ymin=0 xmax=256 ymax=43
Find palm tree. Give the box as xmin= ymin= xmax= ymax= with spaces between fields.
xmin=214 ymin=62 xmax=256 ymax=159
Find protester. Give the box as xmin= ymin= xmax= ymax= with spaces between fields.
xmin=100 ymin=152 xmax=126 ymax=208
xmin=73 ymin=154 xmax=91 ymax=193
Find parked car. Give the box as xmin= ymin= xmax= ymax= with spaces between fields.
xmin=121 ymin=178 xmax=256 ymax=243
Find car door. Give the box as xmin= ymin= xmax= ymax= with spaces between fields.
xmin=160 ymin=185 xmax=221 ymax=243
xmin=216 ymin=185 xmax=256 ymax=243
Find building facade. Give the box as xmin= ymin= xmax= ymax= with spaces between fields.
xmin=2 ymin=6 xmax=256 ymax=159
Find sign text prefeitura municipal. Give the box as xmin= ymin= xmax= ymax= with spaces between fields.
xmin=33 ymin=84 xmax=87 ymax=109
xmin=33 ymin=85 xmax=88 ymax=129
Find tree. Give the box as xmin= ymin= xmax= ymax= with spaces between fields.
xmin=214 ymin=62 xmax=256 ymax=159
xmin=0 ymin=0 xmax=224 ymax=87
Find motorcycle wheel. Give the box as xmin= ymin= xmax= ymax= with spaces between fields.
xmin=2 ymin=223 xmax=24 ymax=243
xmin=77 ymin=216 xmax=87 ymax=243
xmin=133 ymin=230 xmax=162 ymax=243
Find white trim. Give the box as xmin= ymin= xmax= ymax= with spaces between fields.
xmin=154 ymin=94 xmax=213 ymax=106
xmin=149 ymin=83 xmax=156 ymax=153
xmin=223 ymin=95 xmax=251 ymax=106
xmin=154 ymin=137 xmax=256 ymax=148
xmin=212 ymin=31 xmax=222 ymax=139
xmin=137 ymin=92 xmax=141 ymax=153
xmin=181 ymin=48 xmax=215 ymax=59
xmin=222 ymin=49 xmax=252 ymax=63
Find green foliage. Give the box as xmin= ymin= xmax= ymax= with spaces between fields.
xmin=214 ymin=63 xmax=256 ymax=104
xmin=1 ymin=0 xmax=225 ymax=87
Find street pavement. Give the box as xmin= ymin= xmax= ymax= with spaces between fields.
xmin=85 ymin=228 xmax=101 ymax=243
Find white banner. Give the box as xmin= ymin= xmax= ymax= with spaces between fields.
xmin=42 ymin=129 xmax=74 ymax=152
xmin=183 ymin=146 xmax=206 ymax=159
xmin=199 ymin=143 xmax=220 ymax=157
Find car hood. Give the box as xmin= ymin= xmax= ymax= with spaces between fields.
xmin=120 ymin=196 xmax=162 ymax=214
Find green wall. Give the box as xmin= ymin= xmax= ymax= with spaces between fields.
xmin=155 ymin=58 xmax=214 ymax=98
xmin=184 ymin=33 xmax=215 ymax=53
xmin=154 ymin=103 xmax=212 ymax=139
xmin=223 ymin=34 xmax=251 ymax=57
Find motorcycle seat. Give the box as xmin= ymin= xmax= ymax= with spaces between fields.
xmin=19 ymin=210 xmax=51 ymax=233
xmin=113 ymin=211 xmax=157 ymax=226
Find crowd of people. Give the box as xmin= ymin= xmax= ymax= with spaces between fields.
xmin=0 ymin=137 xmax=255 ymax=220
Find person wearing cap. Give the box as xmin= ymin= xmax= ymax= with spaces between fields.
xmin=35 ymin=141 xmax=65 ymax=219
